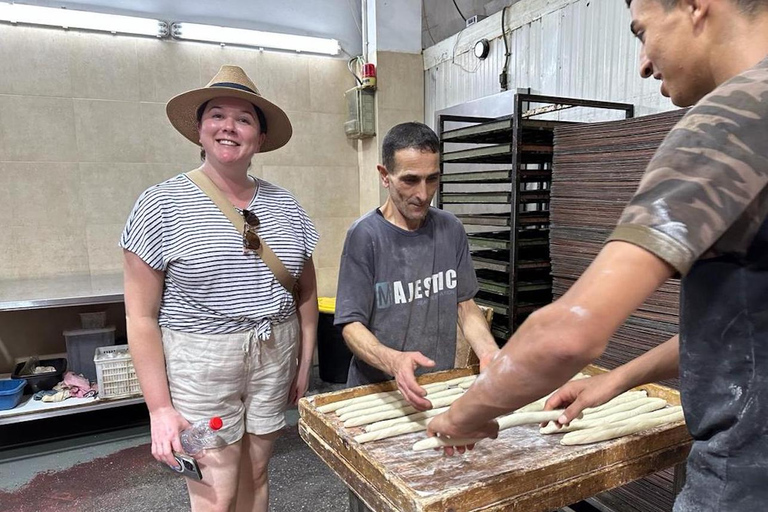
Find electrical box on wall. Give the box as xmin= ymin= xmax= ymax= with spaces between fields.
xmin=344 ymin=87 xmax=376 ymax=139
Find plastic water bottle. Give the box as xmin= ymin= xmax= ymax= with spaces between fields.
xmin=180 ymin=417 xmax=223 ymax=455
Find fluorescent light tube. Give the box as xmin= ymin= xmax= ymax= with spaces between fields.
xmin=0 ymin=2 xmax=167 ymax=37
xmin=172 ymin=22 xmax=340 ymax=56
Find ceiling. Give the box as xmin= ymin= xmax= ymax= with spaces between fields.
xmin=16 ymin=0 xmax=365 ymax=56
xmin=14 ymin=0 xmax=518 ymax=56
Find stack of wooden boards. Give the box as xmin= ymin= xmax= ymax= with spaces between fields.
xmin=550 ymin=109 xmax=687 ymax=388
xmin=550 ymin=109 xmax=689 ymax=511
xmin=316 ymin=373 xmax=684 ymax=450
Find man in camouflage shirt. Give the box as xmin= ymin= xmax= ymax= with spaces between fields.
xmin=426 ymin=0 xmax=768 ymax=509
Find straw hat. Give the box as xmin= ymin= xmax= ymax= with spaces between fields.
xmin=166 ymin=65 xmax=292 ymax=153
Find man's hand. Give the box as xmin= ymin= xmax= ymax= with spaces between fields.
xmin=544 ymin=372 xmax=624 ymax=426
xmin=390 ymin=351 xmax=436 ymax=411
xmin=426 ymin=409 xmax=499 ymax=456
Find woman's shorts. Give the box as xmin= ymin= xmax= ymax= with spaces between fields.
xmin=161 ymin=315 xmax=299 ymax=445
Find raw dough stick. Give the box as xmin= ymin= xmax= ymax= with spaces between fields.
xmin=365 ymin=406 xmax=450 ymax=432
xmin=317 ymin=390 xmax=404 ymax=413
xmin=582 ymin=396 xmax=658 ymax=420
xmin=355 ymin=418 xmax=432 ymax=443
xmin=412 ymin=410 xmax=565 ymax=451
xmin=540 ymin=398 xmax=666 ymax=434
xmin=582 ymin=390 xmax=648 ymax=414
xmin=344 ymin=394 xmax=463 ymax=428
xmin=561 ymin=407 xmax=684 ymax=445
xmin=335 ymin=385 xmax=456 ymax=416
xmin=604 ymin=405 xmax=683 ymax=429
xmin=338 ymin=387 xmax=463 ymax=419
xmin=439 ymin=375 xmax=477 ymax=387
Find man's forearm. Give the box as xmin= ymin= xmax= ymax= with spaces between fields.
xmin=606 ymin=334 xmax=680 ymax=392
xmin=457 ymin=299 xmax=498 ymax=363
xmin=444 ymin=241 xmax=675 ymax=431
xmin=342 ymin=322 xmax=398 ymax=376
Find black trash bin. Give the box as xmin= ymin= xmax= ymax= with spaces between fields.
xmin=317 ymin=298 xmax=353 ymax=383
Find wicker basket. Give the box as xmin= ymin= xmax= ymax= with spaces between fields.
xmin=93 ymin=345 xmax=143 ymax=399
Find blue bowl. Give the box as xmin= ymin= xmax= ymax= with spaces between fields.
xmin=0 ymin=379 xmax=26 ymax=410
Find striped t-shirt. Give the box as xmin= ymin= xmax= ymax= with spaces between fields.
xmin=120 ymin=173 xmax=319 ymax=339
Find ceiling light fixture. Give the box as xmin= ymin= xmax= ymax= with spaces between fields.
xmin=0 ymin=2 xmax=168 ymax=37
xmin=171 ymin=22 xmax=340 ymax=56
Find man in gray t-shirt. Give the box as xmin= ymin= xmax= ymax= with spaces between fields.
xmin=334 ymin=122 xmax=498 ymax=410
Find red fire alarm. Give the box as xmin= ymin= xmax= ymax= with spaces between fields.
xmin=361 ymin=63 xmax=377 ymax=89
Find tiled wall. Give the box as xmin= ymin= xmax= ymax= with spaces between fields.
xmin=0 ymin=24 xmax=359 ymax=296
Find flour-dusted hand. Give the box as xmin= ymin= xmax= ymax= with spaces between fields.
xmin=425 ymin=409 xmax=499 ymax=456
xmin=390 ymin=351 xmax=436 ymax=411
xmin=544 ymin=372 xmax=624 ymax=427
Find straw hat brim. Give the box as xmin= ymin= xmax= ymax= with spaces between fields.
xmin=165 ymin=86 xmax=293 ymax=153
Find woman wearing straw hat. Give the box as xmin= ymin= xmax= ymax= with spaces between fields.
xmin=120 ymin=65 xmax=319 ymax=511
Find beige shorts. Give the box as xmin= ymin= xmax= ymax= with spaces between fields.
xmin=161 ymin=315 xmax=299 ymax=444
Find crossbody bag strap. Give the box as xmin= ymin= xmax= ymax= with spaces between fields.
xmin=186 ymin=168 xmax=297 ymax=294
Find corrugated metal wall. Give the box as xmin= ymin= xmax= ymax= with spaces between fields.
xmin=424 ymin=0 xmax=675 ymax=124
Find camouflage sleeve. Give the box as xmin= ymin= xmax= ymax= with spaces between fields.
xmin=608 ymin=62 xmax=768 ymax=275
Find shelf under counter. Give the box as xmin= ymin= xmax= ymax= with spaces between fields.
xmin=0 ymin=274 xmax=124 ymax=312
xmin=0 ymin=394 xmax=144 ymax=425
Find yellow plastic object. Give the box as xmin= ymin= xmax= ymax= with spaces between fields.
xmin=318 ymin=297 xmax=336 ymax=314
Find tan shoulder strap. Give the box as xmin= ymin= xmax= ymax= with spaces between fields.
xmin=186 ymin=168 xmax=297 ymax=294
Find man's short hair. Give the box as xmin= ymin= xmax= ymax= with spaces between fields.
xmin=381 ymin=122 xmax=440 ymax=173
xmin=627 ymin=0 xmax=767 ymax=15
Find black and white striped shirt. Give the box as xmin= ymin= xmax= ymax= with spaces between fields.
xmin=120 ymin=173 xmax=319 ymax=339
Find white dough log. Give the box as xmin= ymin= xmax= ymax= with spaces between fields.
xmin=581 ymin=390 xmax=648 ymax=415
xmin=317 ymin=390 xmax=404 ymax=413
xmin=344 ymin=394 xmax=463 ymax=428
xmin=540 ymin=398 xmax=667 ymax=434
xmin=355 ymin=419 xmax=432 ymax=443
xmin=581 ymin=395 xmax=658 ymax=420
xmin=365 ymin=407 xmax=450 ymax=432
xmin=412 ymin=410 xmax=565 ymax=451
xmin=338 ymin=387 xmax=463 ymax=420
xmin=439 ymin=375 xmax=477 ymax=387
xmin=317 ymin=380 xmax=457 ymax=414
xmin=561 ymin=407 xmax=684 ymax=445
xmin=336 ymin=386 xmax=459 ymax=416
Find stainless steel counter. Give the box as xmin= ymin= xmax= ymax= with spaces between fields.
xmin=0 ymin=274 xmax=124 ymax=312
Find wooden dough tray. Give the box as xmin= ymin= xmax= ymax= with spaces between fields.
xmin=298 ymin=365 xmax=691 ymax=512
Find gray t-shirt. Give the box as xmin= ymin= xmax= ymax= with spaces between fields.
xmin=334 ymin=208 xmax=478 ymax=387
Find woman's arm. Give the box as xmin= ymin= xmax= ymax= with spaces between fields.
xmin=290 ymin=257 xmax=318 ymax=404
xmin=123 ymin=250 xmax=189 ymax=466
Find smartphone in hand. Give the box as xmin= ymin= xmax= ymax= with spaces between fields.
xmin=163 ymin=452 xmax=203 ymax=481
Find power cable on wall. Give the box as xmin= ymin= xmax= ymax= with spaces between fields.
xmin=500 ymin=5 xmax=511 ymax=90
xmin=452 ymin=0 xmax=467 ymax=21
xmin=422 ymin=0 xmax=437 ymax=46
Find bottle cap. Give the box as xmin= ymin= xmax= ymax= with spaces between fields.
xmin=209 ymin=417 xmax=223 ymax=430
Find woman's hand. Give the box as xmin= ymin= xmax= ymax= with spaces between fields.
xmin=289 ymin=361 xmax=311 ymax=405
xmin=149 ymin=406 xmax=190 ymax=467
